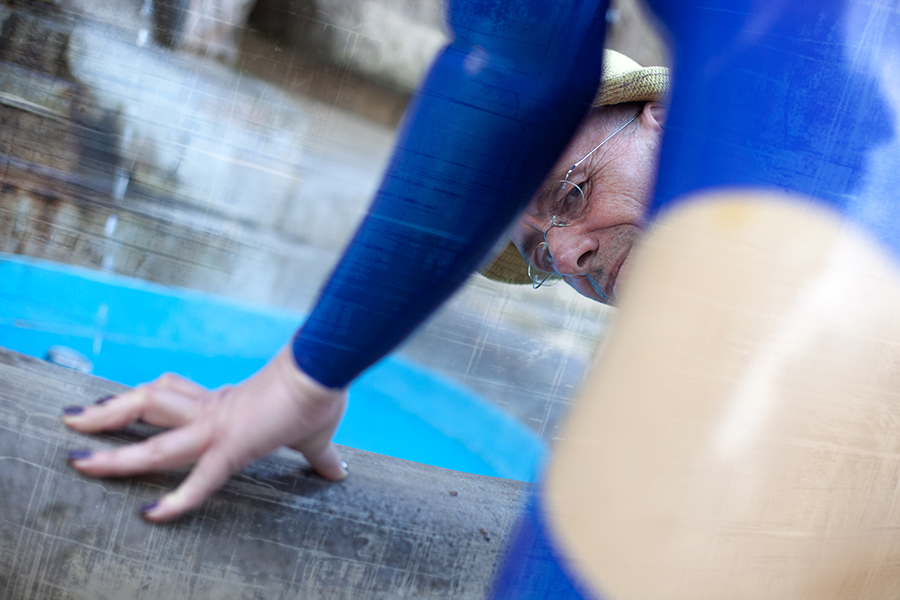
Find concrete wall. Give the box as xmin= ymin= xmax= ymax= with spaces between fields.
xmin=0 ymin=2 xmax=387 ymax=305
xmin=248 ymin=0 xmax=448 ymax=92
xmin=245 ymin=0 xmax=668 ymax=97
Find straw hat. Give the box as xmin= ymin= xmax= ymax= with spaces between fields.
xmin=480 ymin=49 xmax=669 ymax=285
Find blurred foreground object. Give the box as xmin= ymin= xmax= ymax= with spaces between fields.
xmin=494 ymin=0 xmax=900 ymax=598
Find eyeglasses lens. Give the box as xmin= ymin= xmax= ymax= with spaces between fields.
xmin=548 ymin=180 xmax=585 ymax=225
xmin=530 ymin=181 xmax=585 ymax=288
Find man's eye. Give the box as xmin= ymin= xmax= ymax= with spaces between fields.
xmin=533 ymin=241 xmax=553 ymax=273
xmin=573 ymin=179 xmax=590 ymax=200
xmin=549 ymin=180 xmax=586 ymax=222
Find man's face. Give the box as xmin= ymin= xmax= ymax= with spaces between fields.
xmin=510 ymin=102 xmax=665 ymax=304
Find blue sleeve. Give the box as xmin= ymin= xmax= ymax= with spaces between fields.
xmin=292 ymin=0 xmax=610 ymax=389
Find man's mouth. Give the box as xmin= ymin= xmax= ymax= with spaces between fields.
xmin=588 ymin=244 xmax=629 ymax=305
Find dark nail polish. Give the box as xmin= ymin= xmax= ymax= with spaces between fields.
xmin=67 ymin=449 xmax=92 ymax=461
xmin=94 ymin=395 xmax=115 ymax=405
xmin=140 ymin=501 xmax=158 ymax=514
xmin=62 ymin=405 xmax=84 ymax=416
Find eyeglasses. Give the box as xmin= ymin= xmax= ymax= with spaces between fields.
xmin=529 ymin=111 xmax=640 ymax=289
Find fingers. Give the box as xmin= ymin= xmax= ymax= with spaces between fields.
xmin=153 ymin=373 xmax=207 ymax=397
xmin=283 ymin=388 xmax=349 ymax=482
xmin=140 ymin=450 xmax=237 ymax=522
xmin=63 ymin=374 xmax=203 ymax=432
xmin=68 ymin=420 xmax=211 ymax=478
xmin=70 ymin=431 xmax=242 ymax=522
xmin=63 ymin=349 xmax=352 ymax=522
xmin=136 ymin=442 xmax=349 ymax=522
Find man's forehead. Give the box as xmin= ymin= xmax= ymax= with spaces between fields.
xmin=554 ymin=109 xmax=623 ymax=171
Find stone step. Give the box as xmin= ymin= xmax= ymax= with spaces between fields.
xmin=0 ymin=345 xmax=527 ymax=599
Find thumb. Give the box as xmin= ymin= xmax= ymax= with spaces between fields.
xmin=301 ymin=442 xmax=348 ymax=481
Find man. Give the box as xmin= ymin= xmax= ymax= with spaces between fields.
xmin=481 ymin=50 xmax=669 ymax=305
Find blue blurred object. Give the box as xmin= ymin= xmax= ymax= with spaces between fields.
xmin=648 ymin=0 xmax=900 ymax=258
xmin=0 ymin=252 xmax=546 ymax=482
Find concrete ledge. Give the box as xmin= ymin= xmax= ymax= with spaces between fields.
xmin=0 ymin=347 xmax=529 ymax=598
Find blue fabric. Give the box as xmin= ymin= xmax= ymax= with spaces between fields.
xmin=292 ymin=0 xmax=610 ymax=388
xmin=646 ymin=0 xmax=900 ymax=259
xmin=491 ymin=490 xmax=601 ymax=600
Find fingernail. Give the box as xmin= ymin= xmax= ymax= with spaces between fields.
xmin=94 ymin=394 xmax=115 ymax=405
xmin=341 ymin=460 xmax=349 ymax=474
xmin=67 ymin=449 xmax=92 ymax=461
xmin=140 ymin=501 xmax=158 ymax=514
xmin=62 ymin=405 xmax=84 ymax=416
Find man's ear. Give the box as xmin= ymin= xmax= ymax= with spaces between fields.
xmin=641 ymin=101 xmax=668 ymax=131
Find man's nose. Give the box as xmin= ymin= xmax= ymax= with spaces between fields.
xmin=546 ymin=225 xmax=598 ymax=276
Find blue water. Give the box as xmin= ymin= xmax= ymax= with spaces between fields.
xmin=0 ymin=253 xmax=545 ymax=481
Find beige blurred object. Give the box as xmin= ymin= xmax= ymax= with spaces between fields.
xmin=547 ymin=190 xmax=900 ymax=598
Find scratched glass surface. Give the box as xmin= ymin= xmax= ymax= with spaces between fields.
xmin=0 ymin=0 xmax=665 ymax=473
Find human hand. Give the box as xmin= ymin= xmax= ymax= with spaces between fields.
xmin=62 ymin=345 xmax=348 ymax=522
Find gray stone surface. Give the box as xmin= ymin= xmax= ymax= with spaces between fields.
xmin=56 ymin=0 xmax=669 ymax=96
xmin=0 ymin=346 xmax=529 ymax=599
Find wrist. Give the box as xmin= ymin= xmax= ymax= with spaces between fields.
xmin=273 ymin=345 xmax=345 ymax=409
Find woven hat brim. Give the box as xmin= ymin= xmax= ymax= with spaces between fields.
xmin=480 ymin=51 xmax=669 ymax=285
xmin=593 ymin=65 xmax=669 ymax=107
xmin=480 ymin=242 xmax=536 ymax=285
